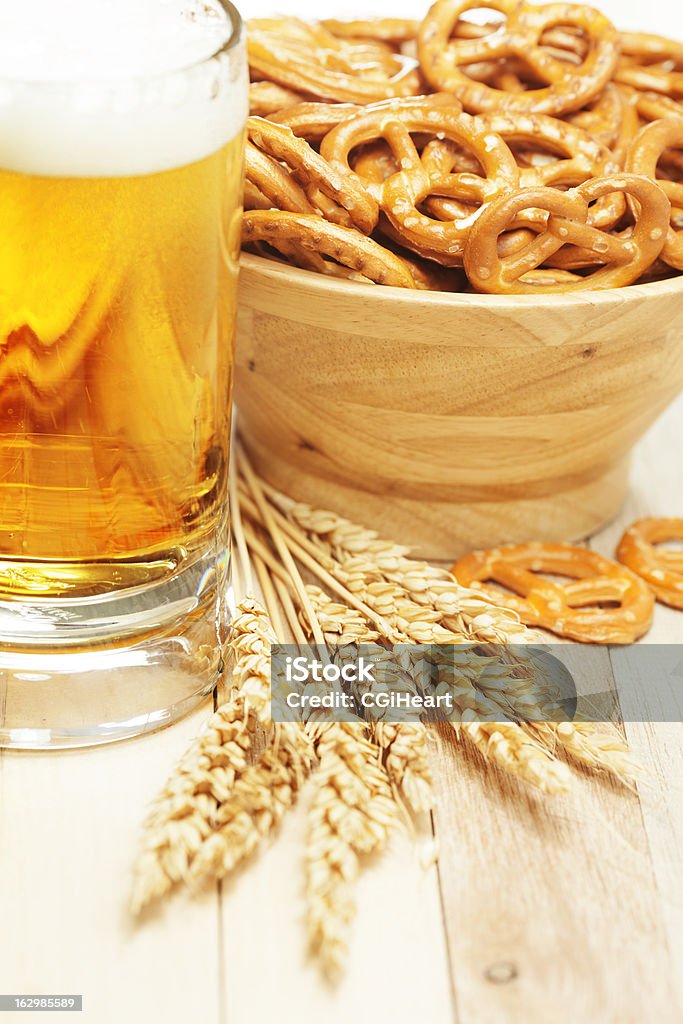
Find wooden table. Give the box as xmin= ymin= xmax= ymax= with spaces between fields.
xmin=2 ymin=395 xmax=682 ymax=1024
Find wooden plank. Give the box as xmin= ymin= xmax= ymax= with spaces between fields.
xmin=0 ymin=703 xmax=221 ymax=1024
xmin=589 ymin=394 xmax=683 ymax=1014
xmin=431 ymin=719 xmax=677 ymax=1024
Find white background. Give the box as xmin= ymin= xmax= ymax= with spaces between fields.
xmin=240 ymin=0 xmax=683 ymax=37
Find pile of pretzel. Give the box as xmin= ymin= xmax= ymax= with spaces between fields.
xmin=242 ymin=2 xmax=683 ymax=293
xmin=451 ymin=517 xmax=683 ymax=644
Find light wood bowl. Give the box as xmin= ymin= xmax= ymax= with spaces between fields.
xmin=236 ymin=254 xmax=683 ymax=558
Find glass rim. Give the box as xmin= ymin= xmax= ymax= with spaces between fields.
xmin=1 ymin=0 xmax=245 ymax=88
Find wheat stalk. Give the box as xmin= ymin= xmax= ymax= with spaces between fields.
xmin=257 ymin=481 xmax=641 ymax=789
xmin=262 ymin=486 xmax=528 ymax=641
xmin=256 ymin=497 xmax=562 ymax=789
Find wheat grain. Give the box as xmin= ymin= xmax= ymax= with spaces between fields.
xmin=190 ymin=723 xmax=316 ymax=882
xmin=306 ymin=722 xmax=398 ymax=980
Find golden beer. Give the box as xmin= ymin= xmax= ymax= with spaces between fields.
xmin=0 ymin=0 xmax=247 ymax=747
xmin=0 ymin=136 xmax=244 ymax=596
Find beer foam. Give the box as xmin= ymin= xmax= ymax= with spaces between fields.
xmin=0 ymin=0 xmax=247 ymax=176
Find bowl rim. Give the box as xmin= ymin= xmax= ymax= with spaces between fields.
xmin=240 ymin=252 xmax=683 ymax=310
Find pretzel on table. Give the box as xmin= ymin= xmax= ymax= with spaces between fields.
xmin=463 ymin=173 xmax=670 ymax=292
xmin=617 ymin=519 xmax=683 ymax=610
xmin=321 ymin=96 xmax=519 ymax=265
xmin=242 ymin=210 xmax=417 ymax=288
xmin=626 ymin=117 xmax=683 ymax=270
xmin=452 ymin=542 xmax=655 ymax=644
xmin=417 ymin=0 xmax=620 ymax=115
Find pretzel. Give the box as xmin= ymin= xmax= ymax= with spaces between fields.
xmin=475 ymin=111 xmax=623 ymax=228
xmin=247 ymin=117 xmax=379 ymax=235
xmin=321 ymin=97 xmax=519 ymax=265
xmin=634 ymin=90 xmax=683 ymax=124
xmin=418 ymin=0 xmax=620 ymax=116
xmin=249 ymin=18 xmax=414 ymax=80
xmin=616 ymin=32 xmax=683 ymax=98
xmin=452 ymin=543 xmax=654 ymax=643
xmin=242 ymin=211 xmax=417 ymax=288
xmin=567 ymin=84 xmax=640 ymax=168
xmin=464 ymin=173 xmax=670 ymax=292
xmin=617 ymin=519 xmax=683 ymax=610
xmin=626 ymin=117 xmax=683 ymax=270
xmin=249 ymin=81 xmax=307 ymax=117
xmin=271 ymin=103 xmax=362 ymax=143
xmin=248 ymin=23 xmax=422 ymax=105
xmin=322 ymin=19 xmax=420 ymax=46
xmin=244 ymin=141 xmax=317 ymax=215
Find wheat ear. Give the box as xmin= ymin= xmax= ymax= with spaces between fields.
xmin=307 ymin=723 xmax=398 ymax=981
xmin=531 ymin=721 xmax=641 ymax=787
xmin=130 ymin=597 xmax=274 ymax=913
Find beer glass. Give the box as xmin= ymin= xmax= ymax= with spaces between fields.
xmin=0 ymin=1 xmax=247 ymax=746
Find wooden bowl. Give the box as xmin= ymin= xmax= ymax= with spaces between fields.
xmin=236 ymin=254 xmax=683 ymax=558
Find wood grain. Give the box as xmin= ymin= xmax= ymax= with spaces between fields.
xmin=236 ymin=255 xmax=683 ymax=558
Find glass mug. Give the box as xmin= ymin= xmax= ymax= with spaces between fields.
xmin=0 ymin=1 xmax=247 ymax=747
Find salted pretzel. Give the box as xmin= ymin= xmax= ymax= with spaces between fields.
xmin=617 ymin=519 xmax=683 ymax=610
xmin=616 ymin=32 xmax=683 ymax=98
xmin=475 ymin=112 xmax=623 ymax=229
xmin=271 ymin=103 xmax=362 ymax=144
xmin=626 ymin=118 xmax=683 ymax=271
xmin=248 ymin=22 xmax=422 ymax=105
xmin=464 ymin=173 xmax=670 ymax=292
xmin=452 ymin=543 xmax=654 ymax=644
xmin=418 ymin=0 xmax=619 ymax=116
xmin=321 ymin=97 xmax=519 ymax=265
xmin=247 ymin=117 xmax=378 ymax=235
xmin=242 ymin=211 xmax=417 ymax=288
xmin=245 ymin=142 xmax=317 ymax=215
